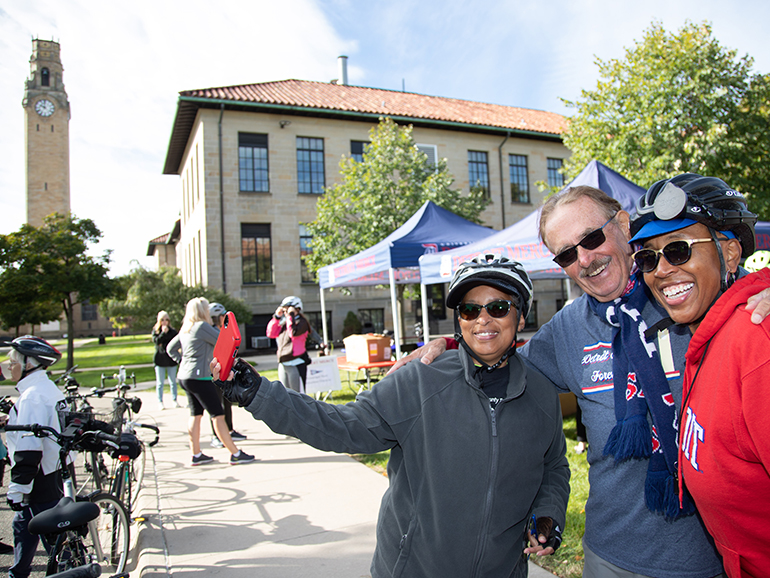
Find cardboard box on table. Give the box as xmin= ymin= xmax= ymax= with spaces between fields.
xmin=343 ymin=334 xmax=392 ymax=364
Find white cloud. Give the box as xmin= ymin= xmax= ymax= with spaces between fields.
xmin=2 ymin=0 xmax=769 ymax=277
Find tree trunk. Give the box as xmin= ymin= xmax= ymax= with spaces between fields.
xmin=64 ymin=295 xmax=75 ymax=370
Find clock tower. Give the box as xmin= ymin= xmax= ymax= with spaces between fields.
xmin=23 ymin=39 xmax=71 ymax=227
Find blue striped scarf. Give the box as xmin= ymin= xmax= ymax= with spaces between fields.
xmin=587 ymin=272 xmax=695 ymax=520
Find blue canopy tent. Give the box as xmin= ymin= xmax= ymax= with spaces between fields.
xmin=317 ymin=201 xmax=494 ymax=357
xmin=417 ymin=161 xmax=646 ymax=339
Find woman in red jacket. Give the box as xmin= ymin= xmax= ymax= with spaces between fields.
xmin=629 ymin=173 xmax=769 ymax=577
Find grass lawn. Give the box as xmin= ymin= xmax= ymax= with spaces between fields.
xmin=1 ymin=334 xmax=157 ymax=388
xmin=264 ymin=370 xmax=588 ymax=578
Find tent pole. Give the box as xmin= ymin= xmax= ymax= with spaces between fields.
xmin=319 ymin=287 xmax=329 ymax=347
xmin=420 ymin=283 xmax=431 ymax=344
xmin=389 ymin=268 xmax=402 ymax=359
xmin=564 ymin=278 xmax=572 ymax=303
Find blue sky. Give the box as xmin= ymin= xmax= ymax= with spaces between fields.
xmin=1 ymin=0 xmax=769 ymax=276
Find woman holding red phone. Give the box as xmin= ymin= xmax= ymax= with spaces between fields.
xmin=167 ymin=297 xmax=255 ymax=466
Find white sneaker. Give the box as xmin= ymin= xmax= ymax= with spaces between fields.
xmin=211 ymin=436 xmax=224 ymax=449
xmin=173 ymin=400 xmax=184 ymax=408
xmin=158 ymin=402 xmax=166 ymax=411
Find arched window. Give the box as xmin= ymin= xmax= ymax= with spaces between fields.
xmin=41 ymin=68 xmax=50 ymax=86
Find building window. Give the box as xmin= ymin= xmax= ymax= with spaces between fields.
xmin=239 ymin=133 xmax=269 ymax=192
xmin=524 ymin=301 xmax=538 ymax=330
xmin=297 ymin=137 xmax=325 ymax=194
xmin=350 ymin=140 xmax=369 ymax=162
xmin=547 ymin=158 xmax=564 ymax=188
xmin=241 ymin=223 xmax=273 ymax=284
xmin=468 ymin=151 xmax=490 ymax=196
xmin=428 ymin=284 xmax=446 ymax=320
xmin=416 ymin=144 xmax=438 ymax=169
xmin=358 ymin=308 xmax=385 ymax=334
xmin=300 ymin=224 xmax=314 ymax=283
xmin=509 ymin=154 xmax=530 ymax=203
xmin=81 ymin=300 xmax=98 ymax=321
xmin=41 ymin=68 xmax=50 ymax=87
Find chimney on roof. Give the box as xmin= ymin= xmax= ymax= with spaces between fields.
xmin=338 ymin=55 xmax=348 ymax=86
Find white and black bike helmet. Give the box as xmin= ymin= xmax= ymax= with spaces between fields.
xmin=280 ymin=296 xmax=303 ymax=310
xmin=2 ymin=335 xmax=62 ymax=379
xmin=209 ymin=302 xmax=226 ymax=317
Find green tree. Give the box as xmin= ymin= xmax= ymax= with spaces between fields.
xmin=562 ymin=20 xmax=770 ymax=219
xmin=304 ymin=117 xmax=489 ymax=275
xmin=101 ymin=266 xmax=252 ymax=332
xmin=0 ymin=214 xmax=116 ymax=368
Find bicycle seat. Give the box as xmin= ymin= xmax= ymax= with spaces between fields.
xmin=28 ymin=496 xmax=100 ymax=536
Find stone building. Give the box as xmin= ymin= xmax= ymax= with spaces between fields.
xmin=159 ymin=57 xmax=570 ymax=346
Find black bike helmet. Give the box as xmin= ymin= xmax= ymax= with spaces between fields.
xmin=4 ymin=335 xmax=62 ymax=368
xmin=446 ymin=254 xmax=533 ymax=372
xmin=630 ymin=173 xmax=757 ymax=257
xmin=446 ymin=254 xmax=533 ymax=317
xmin=2 ymin=335 xmax=62 ymax=379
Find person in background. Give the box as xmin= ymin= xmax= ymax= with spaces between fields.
xmin=213 ymin=255 xmax=569 ymax=578
xmin=1 ymin=336 xmax=65 ymax=578
xmin=266 ymin=296 xmax=312 ymax=393
xmin=207 ymin=302 xmax=246 ymax=449
xmin=0 ymin=413 xmax=13 ymax=555
xmin=152 ymin=310 xmax=181 ymax=410
xmin=166 ymin=297 xmax=254 ymax=467
xmin=628 ymin=173 xmax=768 ymax=577
xmin=389 ymin=185 xmax=770 ymax=578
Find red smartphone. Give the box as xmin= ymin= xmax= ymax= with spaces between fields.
xmin=213 ymin=311 xmax=241 ymax=379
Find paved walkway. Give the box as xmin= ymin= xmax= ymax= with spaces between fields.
xmin=0 ymin=374 xmax=559 ymax=577
xmin=128 ymin=385 xmax=559 ymax=578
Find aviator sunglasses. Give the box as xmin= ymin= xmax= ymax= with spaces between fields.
xmin=552 ymin=215 xmax=616 ymax=268
xmin=632 ymin=238 xmax=715 ymax=273
xmin=457 ymin=299 xmax=514 ymax=321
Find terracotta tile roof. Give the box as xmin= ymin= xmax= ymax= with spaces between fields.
xmin=164 ymin=79 xmax=566 ymax=174
xmin=180 ymin=79 xmax=566 ymax=135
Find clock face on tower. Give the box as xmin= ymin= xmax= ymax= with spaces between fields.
xmin=35 ymin=99 xmax=55 ymax=117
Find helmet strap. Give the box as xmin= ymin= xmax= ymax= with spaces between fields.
xmin=708 ymin=228 xmax=735 ymax=293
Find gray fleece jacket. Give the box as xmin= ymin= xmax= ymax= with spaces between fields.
xmin=244 ymin=346 xmax=569 ymax=578
xmin=166 ymin=321 xmax=219 ymax=381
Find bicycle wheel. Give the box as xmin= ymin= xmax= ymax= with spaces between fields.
xmin=74 ymin=451 xmax=109 ymax=497
xmin=85 ymin=493 xmax=130 ymax=574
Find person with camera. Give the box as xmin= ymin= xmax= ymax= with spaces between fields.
xmin=266 ymin=296 xmax=314 ymax=393
xmin=214 ymin=256 xmax=569 ymax=577
xmin=1 ymin=336 xmax=65 ymax=578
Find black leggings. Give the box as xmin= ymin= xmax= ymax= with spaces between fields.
xmin=179 ymin=379 xmax=224 ymax=417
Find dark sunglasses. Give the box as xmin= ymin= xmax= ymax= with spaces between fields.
xmin=632 ymin=238 xmax=714 ymax=273
xmin=552 ymin=215 xmax=616 ymax=268
xmin=457 ymin=299 xmax=514 ymax=321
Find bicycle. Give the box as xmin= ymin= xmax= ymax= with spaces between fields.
xmin=3 ymin=421 xmax=131 ymax=575
xmin=94 ymin=373 xmax=160 ymax=515
xmin=61 ymin=373 xmax=159 ymax=514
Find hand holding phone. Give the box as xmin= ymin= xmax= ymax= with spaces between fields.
xmin=213 ymin=311 xmax=241 ymax=379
